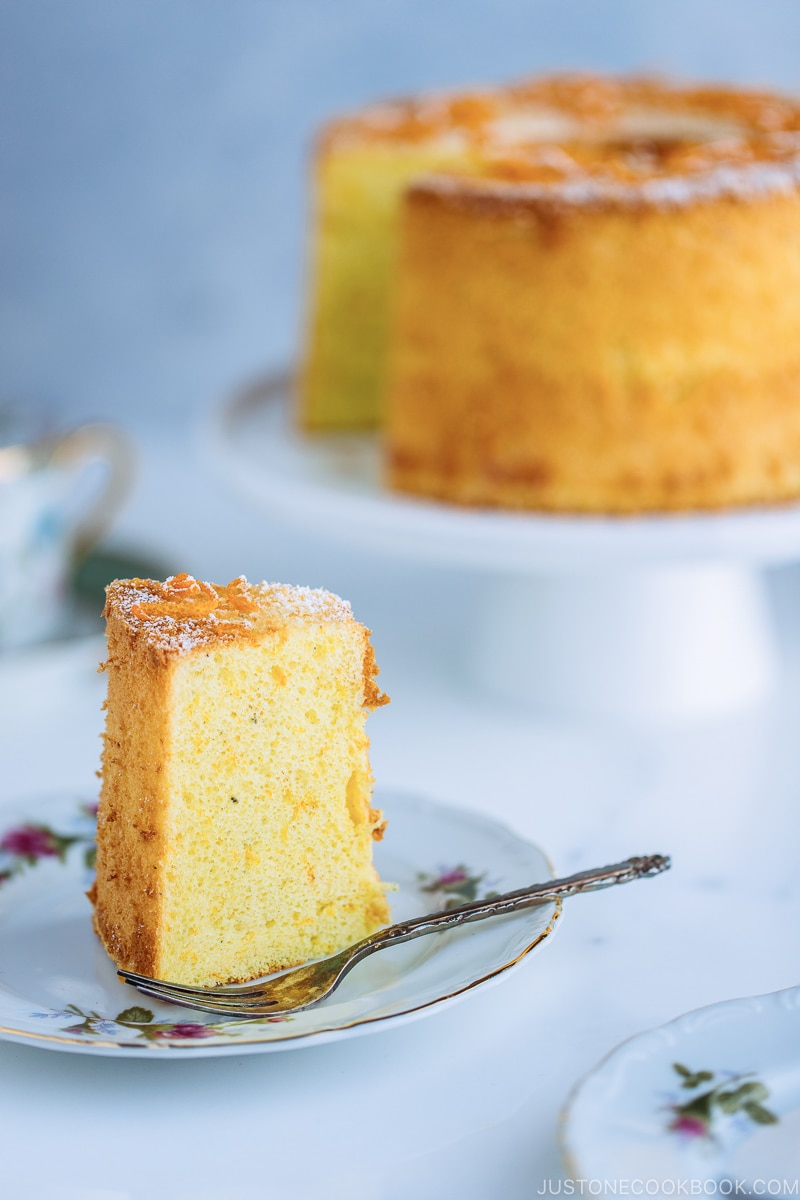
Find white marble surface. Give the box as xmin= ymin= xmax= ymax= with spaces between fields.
xmin=1 ymin=431 xmax=800 ymax=1196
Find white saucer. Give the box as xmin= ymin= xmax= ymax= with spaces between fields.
xmin=561 ymin=987 xmax=800 ymax=1190
xmin=0 ymin=790 xmax=560 ymax=1057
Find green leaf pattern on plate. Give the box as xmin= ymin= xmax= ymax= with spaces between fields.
xmin=53 ymin=1003 xmax=291 ymax=1041
xmin=668 ymin=1062 xmax=779 ymax=1139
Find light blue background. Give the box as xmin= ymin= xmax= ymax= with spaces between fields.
xmin=2 ymin=0 xmax=798 ymax=429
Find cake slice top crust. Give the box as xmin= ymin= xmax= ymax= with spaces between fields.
xmin=104 ymin=575 xmax=389 ymax=708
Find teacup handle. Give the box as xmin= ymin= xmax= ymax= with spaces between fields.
xmin=48 ymin=423 xmax=136 ymax=559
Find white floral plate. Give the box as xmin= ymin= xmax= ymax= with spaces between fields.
xmin=561 ymin=987 xmax=800 ymax=1192
xmin=0 ymin=789 xmax=561 ymax=1057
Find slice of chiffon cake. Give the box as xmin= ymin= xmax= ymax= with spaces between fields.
xmin=90 ymin=574 xmax=391 ymax=986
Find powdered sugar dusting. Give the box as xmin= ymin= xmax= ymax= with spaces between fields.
xmin=106 ymin=576 xmax=354 ymax=654
xmin=417 ymin=151 xmax=800 ymax=211
xmin=256 ymin=581 xmax=353 ymax=622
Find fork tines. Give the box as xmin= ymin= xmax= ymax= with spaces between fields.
xmin=118 ymin=969 xmax=279 ymax=1011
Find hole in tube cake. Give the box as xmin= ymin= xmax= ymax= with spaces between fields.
xmin=89 ymin=574 xmax=391 ymax=987
xmin=299 ymin=72 xmax=800 ymax=513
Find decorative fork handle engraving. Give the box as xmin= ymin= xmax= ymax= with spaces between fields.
xmin=348 ymin=854 xmax=671 ymax=961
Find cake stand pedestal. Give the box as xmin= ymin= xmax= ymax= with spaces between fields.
xmin=472 ymin=565 xmax=775 ymax=721
xmin=206 ymin=374 xmax=800 ymax=723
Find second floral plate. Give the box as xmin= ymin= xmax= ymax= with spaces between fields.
xmin=0 ymin=789 xmax=561 ymax=1057
xmin=561 ymin=986 xmax=800 ymax=1192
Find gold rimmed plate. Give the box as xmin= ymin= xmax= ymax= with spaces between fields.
xmin=0 ymin=790 xmax=561 ymax=1057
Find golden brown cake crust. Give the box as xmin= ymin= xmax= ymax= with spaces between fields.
xmin=93 ymin=601 xmax=173 ymax=977
xmin=386 ymin=186 xmax=800 ymax=513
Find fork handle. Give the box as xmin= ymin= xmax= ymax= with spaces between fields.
xmin=353 ymin=853 xmax=670 ymax=959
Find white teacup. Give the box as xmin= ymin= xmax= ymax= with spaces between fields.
xmin=0 ymin=411 xmax=134 ymax=649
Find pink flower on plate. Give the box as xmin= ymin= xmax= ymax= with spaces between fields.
xmin=156 ymin=1022 xmax=215 ymax=1039
xmin=0 ymin=825 xmax=58 ymax=859
xmin=669 ymin=1113 xmax=710 ymax=1138
xmin=435 ymin=869 xmax=469 ymax=886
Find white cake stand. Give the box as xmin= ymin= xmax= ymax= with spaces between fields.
xmin=205 ymin=373 xmax=800 ymax=722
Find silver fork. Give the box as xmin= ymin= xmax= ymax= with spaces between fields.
xmin=118 ymin=853 xmax=670 ymax=1017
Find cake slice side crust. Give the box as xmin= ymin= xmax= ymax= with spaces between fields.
xmin=92 ymin=611 xmax=174 ymax=978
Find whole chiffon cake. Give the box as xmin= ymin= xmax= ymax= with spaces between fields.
xmin=300 ymin=73 xmax=800 ymax=513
